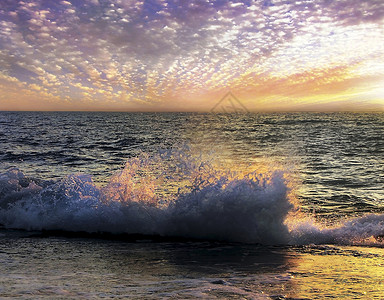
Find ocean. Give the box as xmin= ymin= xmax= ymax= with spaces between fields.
xmin=0 ymin=111 xmax=383 ymax=299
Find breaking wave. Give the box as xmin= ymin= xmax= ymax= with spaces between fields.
xmin=1 ymin=146 xmax=383 ymax=246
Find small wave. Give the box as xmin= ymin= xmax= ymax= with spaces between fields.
xmin=290 ymin=214 xmax=384 ymax=246
xmin=0 ymin=147 xmax=383 ymax=246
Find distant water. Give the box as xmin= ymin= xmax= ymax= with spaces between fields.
xmin=0 ymin=111 xmax=384 ymax=299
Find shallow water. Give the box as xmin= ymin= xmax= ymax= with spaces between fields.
xmin=1 ymin=230 xmax=383 ymax=299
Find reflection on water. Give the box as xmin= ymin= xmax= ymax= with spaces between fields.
xmin=1 ymin=232 xmax=383 ymax=299
xmin=289 ymin=246 xmax=384 ymax=299
xmin=181 ymin=112 xmax=384 ymax=219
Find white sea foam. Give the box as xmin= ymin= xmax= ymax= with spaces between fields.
xmin=0 ymin=148 xmax=383 ymax=246
xmin=291 ymin=214 xmax=384 ymax=245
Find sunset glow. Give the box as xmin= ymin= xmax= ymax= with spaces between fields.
xmin=0 ymin=0 xmax=383 ymax=111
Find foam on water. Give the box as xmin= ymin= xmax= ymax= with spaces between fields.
xmin=0 ymin=147 xmax=383 ymax=246
xmin=290 ymin=214 xmax=384 ymax=245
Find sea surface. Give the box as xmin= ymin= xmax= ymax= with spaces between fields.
xmin=0 ymin=111 xmax=383 ymax=299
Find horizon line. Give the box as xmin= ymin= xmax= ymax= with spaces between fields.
xmin=1 ymin=109 xmax=383 ymax=113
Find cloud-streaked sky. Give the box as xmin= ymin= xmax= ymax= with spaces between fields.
xmin=0 ymin=0 xmax=383 ymax=111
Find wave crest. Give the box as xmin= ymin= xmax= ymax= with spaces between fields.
xmin=1 ymin=147 xmax=383 ymax=246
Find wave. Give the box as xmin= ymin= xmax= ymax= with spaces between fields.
xmin=1 ymin=147 xmax=383 ymax=246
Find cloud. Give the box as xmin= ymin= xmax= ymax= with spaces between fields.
xmin=0 ymin=0 xmax=383 ymax=111
xmin=61 ymin=1 xmax=72 ymax=6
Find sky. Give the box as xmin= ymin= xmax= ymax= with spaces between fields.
xmin=0 ymin=0 xmax=383 ymax=112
